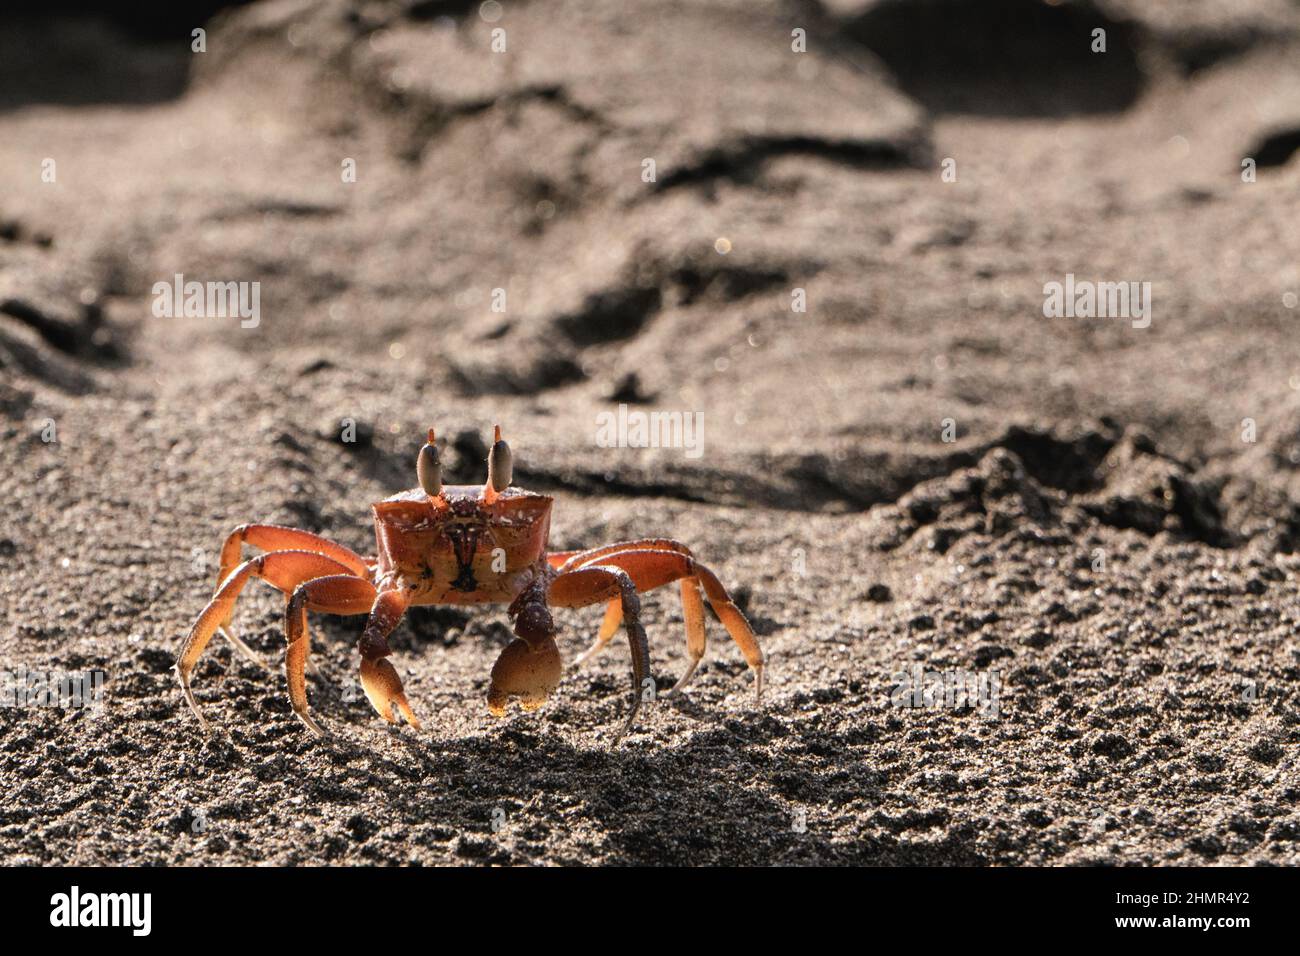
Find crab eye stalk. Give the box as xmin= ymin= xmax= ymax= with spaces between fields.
xmin=488 ymin=424 xmax=512 ymax=493
xmin=417 ymin=427 xmax=442 ymax=498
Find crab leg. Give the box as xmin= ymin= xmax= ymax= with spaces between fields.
xmin=355 ymin=587 xmax=421 ymax=729
xmin=674 ymin=577 xmax=708 ymax=693
xmin=557 ymin=538 xmax=692 ymax=573
xmin=571 ymin=580 xmax=708 ymax=692
xmin=213 ymin=523 xmax=370 ymax=606
xmin=216 ymin=524 xmax=371 ymax=582
xmin=548 ymin=565 xmax=651 ymax=737
xmin=209 ymin=525 xmax=372 ymax=657
xmin=558 ymin=539 xmax=692 ymax=664
xmin=568 ymin=545 xmax=764 ymax=697
xmin=175 ymin=549 xmax=361 ymax=730
xmin=572 ymin=599 xmax=624 ymax=667
xmin=284 ymin=574 xmax=379 ymax=733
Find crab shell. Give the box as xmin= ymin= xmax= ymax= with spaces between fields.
xmin=372 ymin=485 xmax=554 ymax=605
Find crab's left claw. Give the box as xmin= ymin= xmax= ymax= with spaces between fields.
xmin=487 ymin=637 xmax=562 ymax=716
xmin=360 ymin=656 xmax=422 ymax=729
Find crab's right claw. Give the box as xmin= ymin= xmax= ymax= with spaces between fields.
xmin=487 ymin=637 xmax=562 ymax=716
xmin=360 ymin=656 xmax=422 ymax=729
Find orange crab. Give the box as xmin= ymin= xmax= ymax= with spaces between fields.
xmin=175 ymin=425 xmax=764 ymax=737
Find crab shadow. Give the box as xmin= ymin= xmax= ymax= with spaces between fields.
xmin=317 ymin=717 xmax=984 ymax=865
xmin=192 ymin=622 xmax=986 ymax=866
xmin=212 ymin=604 xmax=986 ymax=865
xmin=263 ymin=636 xmax=982 ymax=865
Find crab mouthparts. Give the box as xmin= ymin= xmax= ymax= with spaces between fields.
xmin=448 ymin=527 xmax=481 ymax=592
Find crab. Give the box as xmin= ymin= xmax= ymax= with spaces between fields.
xmin=174 ymin=425 xmax=765 ymax=737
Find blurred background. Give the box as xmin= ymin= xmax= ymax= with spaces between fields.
xmin=2 ymin=0 xmax=1298 ymax=523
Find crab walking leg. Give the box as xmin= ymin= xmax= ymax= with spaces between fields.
xmin=558 ymin=538 xmax=693 ymax=573
xmin=572 ymin=581 xmax=705 ymax=694
xmin=356 ymin=587 xmax=421 ymax=729
xmin=284 ymin=574 xmax=378 ymax=733
xmin=212 ymin=524 xmax=371 ymax=631
xmin=549 ymin=565 xmax=651 ymax=737
xmin=572 ymin=599 xmax=623 ymax=667
xmin=175 ymin=550 xmax=362 ymax=729
xmin=216 ymin=524 xmax=371 ymax=585
xmin=571 ymin=548 xmax=764 ymax=698
xmin=672 ymin=577 xmax=708 ymax=694
xmin=218 ymin=623 xmax=272 ymax=671
xmin=560 ymin=539 xmax=693 ymax=666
